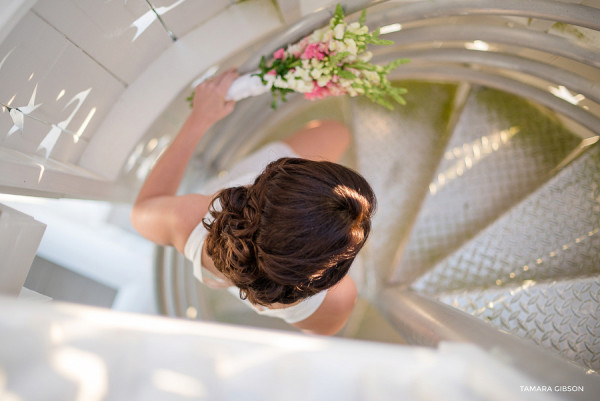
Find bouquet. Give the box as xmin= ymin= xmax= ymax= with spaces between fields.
xmin=193 ymin=4 xmax=409 ymax=110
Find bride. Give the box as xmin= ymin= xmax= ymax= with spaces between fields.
xmin=131 ymin=69 xmax=376 ymax=335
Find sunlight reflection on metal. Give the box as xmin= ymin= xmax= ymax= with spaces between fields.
xmin=51 ymin=347 xmax=108 ymax=401
xmin=2 ymin=94 xmax=15 ymax=112
xmin=136 ymin=136 xmax=170 ymax=180
xmin=185 ymin=306 xmax=197 ymax=319
xmin=38 ymin=88 xmax=91 ymax=157
xmin=380 ymin=23 xmax=402 ymax=35
xmin=50 ymin=323 xmax=65 ymax=344
xmin=488 ymin=227 xmax=600 ymax=287
xmin=0 ymin=48 xmax=15 ymax=71
xmin=430 ymin=126 xmax=520 ymax=194
xmin=56 ymin=89 xmax=66 ymax=101
xmin=7 ymin=84 xmax=42 ymax=136
xmin=146 ymin=138 xmax=158 ymax=151
xmin=549 ymin=85 xmax=585 ymax=105
xmin=467 ymin=280 xmax=537 ymax=314
xmin=152 ymin=369 xmax=206 ymax=398
xmin=465 ymin=40 xmax=490 ymax=51
xmin=36 ymin=163 xmax=45 ymax=183
xmin=74 ymin=107 xmax=97 ymax=143
xmin=125 ymin=142 xmax=145 ymax=172
xmin=131 ymin=0 xmax=185 ymax=42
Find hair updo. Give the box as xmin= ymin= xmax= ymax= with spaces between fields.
xmin=203 ymin=158 xmax=376 ymax=306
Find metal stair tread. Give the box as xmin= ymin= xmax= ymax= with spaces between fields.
xmin=390 ymin=86 xmax=583 ymax=285
xmin=412 ymin=143 xmax=600 ymax=295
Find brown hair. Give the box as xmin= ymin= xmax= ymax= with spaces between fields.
xmin=203 ymin=158 xmax=376 ymax=306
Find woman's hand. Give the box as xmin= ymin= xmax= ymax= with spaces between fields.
xmin=131 ymin=69 xmax=239 ymax=250
xmin=190 ymin=68 xmax=239 ymax=129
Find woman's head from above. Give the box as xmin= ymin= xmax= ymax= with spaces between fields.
xmin=204 ymin=157 xmax=377 ymax=306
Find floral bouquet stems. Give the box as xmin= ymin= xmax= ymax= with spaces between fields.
xmin=193 ymin=4 xmax=409 ymax=110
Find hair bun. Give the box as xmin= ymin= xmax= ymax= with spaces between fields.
xmin=334 ymin=185 xmax=371 ymax=224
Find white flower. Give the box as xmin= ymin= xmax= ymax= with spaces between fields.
xmin=334 ymin=24 xmax=345 ymax=40
xmin=311 ymin=58 xmax=323 ymax=68
xmin=317 ymin=75 xmax=331 ymax=87
xmin=347 ymin=22 xmax=361 ymax=33
xmin=328 ymin=39 xmax=337 ymax=52
xmin=344 ymin=38 xmax=358 ymax=55
xmin=295 ymin=80 xmax=314 ymax=93
xmin=364 ymin=70 xmax=380 ymax=84
xmin=357 ymin=26 xmax=368 ymax=35
xmin=310 ymin=27 xmax=327 ymax=43
xmin=358 ymin=51 xmax=373 ymax=62
xmin=274 ymin=76 xmax=289 ymax=89
xmin=264 ymin=74 xmax=276 ymax=85
xmin=295 ymin=67 xmax=311 ymax=81
xmin=311 ymin=68 xmax=323 ymax=79
xmin=339 ymin=78 xmax=352 ymax=88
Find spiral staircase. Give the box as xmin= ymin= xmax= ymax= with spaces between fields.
xmin=153 ymin=0 xmax=600 ymax=389
xmin=1 ymin=0 xmax=599 ymax=399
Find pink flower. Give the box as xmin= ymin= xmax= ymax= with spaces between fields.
xmin=273 ymin=48 xmax=285 ymax=59
xmin=301 ymin=42 xmax=327 ymax=61
xmin=304 ymin=84 xmax=331 ymax=100
xmin=326 ymin=82 xmax=346 ymax=97
xmin=267 ymin=70 xmax=276 ymax=75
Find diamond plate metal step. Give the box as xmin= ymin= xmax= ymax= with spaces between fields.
xmin=409 ymin=143 xmax=600 ymax=373
xmin=437 ymin=276 xmax=600 ymax=372
xmin=412 ymin=144 xmax=600 ymax=295
xmin=350 ymin=81 xmax=458 ymax=290
xmin=389 ymin=86 xmax=583 ymax=285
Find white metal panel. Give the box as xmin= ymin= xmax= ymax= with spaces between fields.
xmin=300 ymin=0 xmax=337 ymax=15
xmin=79 ymin=0 xmax=283 ymax=180
xmin=275 ymin=0 xmax=302 ymax=23
xmin=151 ymin=0 xmax=231 ymax=38
xmin=0 ymin=203 xmax=46 ymax=296
xmin=33 ymin=0 xmax=173 ymax=84
xmin=0 ymin=12 xmax=125 ymax=161
xmin=0 ymin=0 xmax=36 ymax=44
xmin=0 ymin=297 xmax=560 ymax=401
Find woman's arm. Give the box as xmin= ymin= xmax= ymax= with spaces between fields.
xmin=131 ymin=69 xmax=238 ymax=253
xmin=284 ymin=119 xmax=351 ymax=162
xmin=291 ymin=275 xmax=358 ymax=336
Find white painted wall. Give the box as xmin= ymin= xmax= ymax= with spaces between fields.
xmin=0 ymin=202 xmax=45 ymax=296
xmin=1 ymin=0 xmax=284 ymax=199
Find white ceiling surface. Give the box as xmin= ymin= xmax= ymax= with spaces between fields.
xmin=0 ymin=0 xmax=292 ymax=198
xmin=78 ymin=0 xmax=283 ymax=181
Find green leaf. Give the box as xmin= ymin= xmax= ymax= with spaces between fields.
xmin=385 ymin=58 xmax=410 ymax=71
xmin=359 ymin=9 xmax=366 ymax=25
xmin=333 ymin=4 xmax=345 ymax=25
xmin=350 ymin=61 xmax=377 ymax=71
xmin=258 ymin=55 xmax=267 ymax=72
xmin=330 ymin=51 xmax=351 ymax=65
xmin=337 ymin=70 xmax=357 ymax=80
